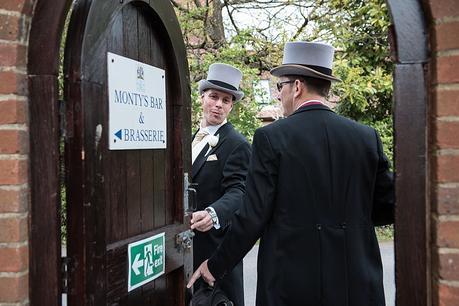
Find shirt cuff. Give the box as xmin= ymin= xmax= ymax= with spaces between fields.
xmin=205 ymin=206 xmax=221 ymax=230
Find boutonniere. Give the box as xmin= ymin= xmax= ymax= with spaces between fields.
xmin=205 ymin=134 xmax=219 ymax=156
xmin=208 ymin=134 xmax=219 ymax=147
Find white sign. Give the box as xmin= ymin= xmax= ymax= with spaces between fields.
xmin=107 ymin=52 xmax=167 ymax=150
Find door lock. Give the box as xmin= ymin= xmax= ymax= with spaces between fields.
xmin=176 ymin=230 xmax=195 ymax=250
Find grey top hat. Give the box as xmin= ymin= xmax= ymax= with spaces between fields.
xmin=198 ymin=63 xmax=244 ymax=101
xmin=271 ymin=41 xmax=341 ymax=82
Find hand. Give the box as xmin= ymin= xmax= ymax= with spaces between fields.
xmin=187 ymin=260 xmax=216 ymax=288
xmin=190 ymin=210 xmax=213 ymax=232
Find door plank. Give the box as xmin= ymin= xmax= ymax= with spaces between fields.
xmin=29 ymin=75 xmax=61 ymax=306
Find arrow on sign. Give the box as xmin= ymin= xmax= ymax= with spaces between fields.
xmin=132 ymin=253 xmax=144 ymax=276
xmin=115 ymin=129 xmax=122 ymax=140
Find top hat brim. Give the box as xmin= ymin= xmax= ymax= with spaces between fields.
xmin=270 ymin=64 xmax=341 ymax=82
xmin=198 ymin=80 xmax=244 ymax=102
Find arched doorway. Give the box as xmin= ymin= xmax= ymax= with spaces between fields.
xmin=27 ymin=0 xmax=431 ymax=305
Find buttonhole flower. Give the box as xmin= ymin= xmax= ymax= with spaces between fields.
xmin=205 ymin=134 xmax=219 ymax=156
xmin=208 ymin=134 xmax=219 ymax=147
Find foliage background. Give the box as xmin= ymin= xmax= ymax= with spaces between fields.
xmin=173 ymin=0 xmax=394 ymax=240
xmin=173 ymin=0 xmax=393 ymax=162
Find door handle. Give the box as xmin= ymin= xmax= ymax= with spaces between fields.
xmin=184 ymin=172 xmax=198 ymax=215
xmin=187 ymin=183 xmax=198 ymax=214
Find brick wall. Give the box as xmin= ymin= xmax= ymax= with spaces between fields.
xmin=0 ymin=0 xmax=32 ymax=305
xmin=0 ymin=0 xmax=457 ymax=305
xmin=429 ymin=0 xmax=459 ymax=305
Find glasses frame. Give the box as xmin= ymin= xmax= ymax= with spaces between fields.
xmin=276 ymin=80 xmax=295 ymax=92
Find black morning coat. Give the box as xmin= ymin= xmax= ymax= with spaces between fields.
xmin=192 ymin=122 xmax=251 ymax=306
xmin=208 ymin=104 xmax=395 ymax=306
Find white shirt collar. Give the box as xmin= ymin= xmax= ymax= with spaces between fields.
xmin=199 ymin=119 xmax=227 ymax=136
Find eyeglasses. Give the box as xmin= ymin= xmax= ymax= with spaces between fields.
xmin=276 ymin=80 xmax=295 ymax=92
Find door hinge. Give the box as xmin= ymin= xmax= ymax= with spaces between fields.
xmin=61 ymin=256 xmax=72 ymax=294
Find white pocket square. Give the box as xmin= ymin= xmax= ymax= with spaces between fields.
xmin=206 ymin=154 xmax=218 ymax=161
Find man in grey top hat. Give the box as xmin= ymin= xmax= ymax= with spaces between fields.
xmin=190 ymin=63 xmax=251 ymax=305
xmin=188 ymin=42 xmax=394 ymax=306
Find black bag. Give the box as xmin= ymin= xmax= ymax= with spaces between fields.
xmin=190 ymin=284 xmax=234 ymax=306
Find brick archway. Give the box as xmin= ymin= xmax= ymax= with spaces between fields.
xmin=0 ymin=0 xmax=458 ymax=305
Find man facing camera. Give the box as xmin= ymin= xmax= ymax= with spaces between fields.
xmin=191 ymin=63 xmax=251 ymax=306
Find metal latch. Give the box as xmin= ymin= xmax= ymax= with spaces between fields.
xmin=184 ymin=173 xmax=198 ymax=215
xmin=176 ymin=230 xmax=195 ymax=250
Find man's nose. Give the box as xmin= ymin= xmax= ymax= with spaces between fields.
xmin=215 ymin=98 xmax=223 ymax=107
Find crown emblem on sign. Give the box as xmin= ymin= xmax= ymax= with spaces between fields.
xmin=137 ymin=66 xmax=144 ymax=80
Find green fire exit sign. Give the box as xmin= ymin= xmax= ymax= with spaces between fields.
xmin=128 ymin=232 xmax=165 ymax=292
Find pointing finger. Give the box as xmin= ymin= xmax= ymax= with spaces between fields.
xmin=187 ymin=268 xmax=201 ymax=288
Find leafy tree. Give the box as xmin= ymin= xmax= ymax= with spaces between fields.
xmin=319 ymin=0 xmax=394 ymax=165
xmin=173 ymin=0 xmax=394 ymax=238
xmin=186 ymin=37 xmax=264 ymax=140
xmin=172 ymin=0 xmax=393 ymax=160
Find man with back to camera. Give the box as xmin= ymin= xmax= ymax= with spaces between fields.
xmin=190 ymin=63 xmax=251 ymax=305
xmin=188 ymin=42 xmax=394 ymax=306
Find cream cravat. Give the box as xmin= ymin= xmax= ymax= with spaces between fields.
xmin=192 ymin=129 xmax=209 ymax=148
xmin=192 ymin=129 xmax=211 ymax=164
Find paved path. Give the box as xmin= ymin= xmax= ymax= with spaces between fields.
xmin=243 ymin=241 xmax=395 ymax=306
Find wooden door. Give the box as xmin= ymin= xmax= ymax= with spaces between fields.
xmin=63 ymin=0 xmax=192 ymax=305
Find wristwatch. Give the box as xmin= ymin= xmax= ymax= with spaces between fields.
xmin=205 ymin=207 xmax=218 ymax=226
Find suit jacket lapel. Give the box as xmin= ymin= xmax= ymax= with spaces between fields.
xmin=191 ymin=122 xmax=233 ymax=179
xmin=192 ymin=143 xmax=209 ymax=178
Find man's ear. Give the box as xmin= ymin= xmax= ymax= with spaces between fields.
xmin=293 ymin=79 xmax=303 ymax=98
xmin=200 ymin=93 xmax=205 ymax=104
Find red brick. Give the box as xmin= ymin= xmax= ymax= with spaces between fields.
xmin=0 ymin=160 xmax=27 ymax=184
xmin=0 ymin=188 xmax=27 ymax=213
xmin=436 ymin=121 xmax=459 ymax=149
xmin=0 ymin=245 xmax=28 ymax=272
xmin=0 ymin=130 xmax=28 ymax=154
xmin=0 ymin=14 xmax=22 ymax=41
xmin=434 ymin=22 xmax=459 ymax=51
xmin=436 ymin=186 xmax=459 ymax=214
xmin=429 ymin=0 xmax=459 ymax=19
xmin=0 ymin=217 xmax=27 ymax=242
xmin=434 ymin=89 xmax=459 ymax=117
xmin=0 ymin=71 xmax=27 ymax=95
xmin=439 ymin=253 xmax=459 ymax=281
xmin=435 ymin=56 xmax=459 ymax=84
xmin=0 ymin=44 xmax=27 ymax=67
xmin=438 ymin=283 xmax=459 ymax=306
xmin=0 ymin=274 xmax=28 ymax=302
xmin=0 ymin=100 xmax=27 ymax=124
xmin=0 ymin=0 xmax=33 ymax=15
xmin=435 ymin=155 xmax=459 ymax=183
xmin=437 ymin=221 xmax=459 ymax=248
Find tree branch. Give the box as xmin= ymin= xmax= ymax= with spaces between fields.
xmin=292 ymin=15 xmax=308 ymax=40
xmin=224 ymin=0 xmax=240 ymax=34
